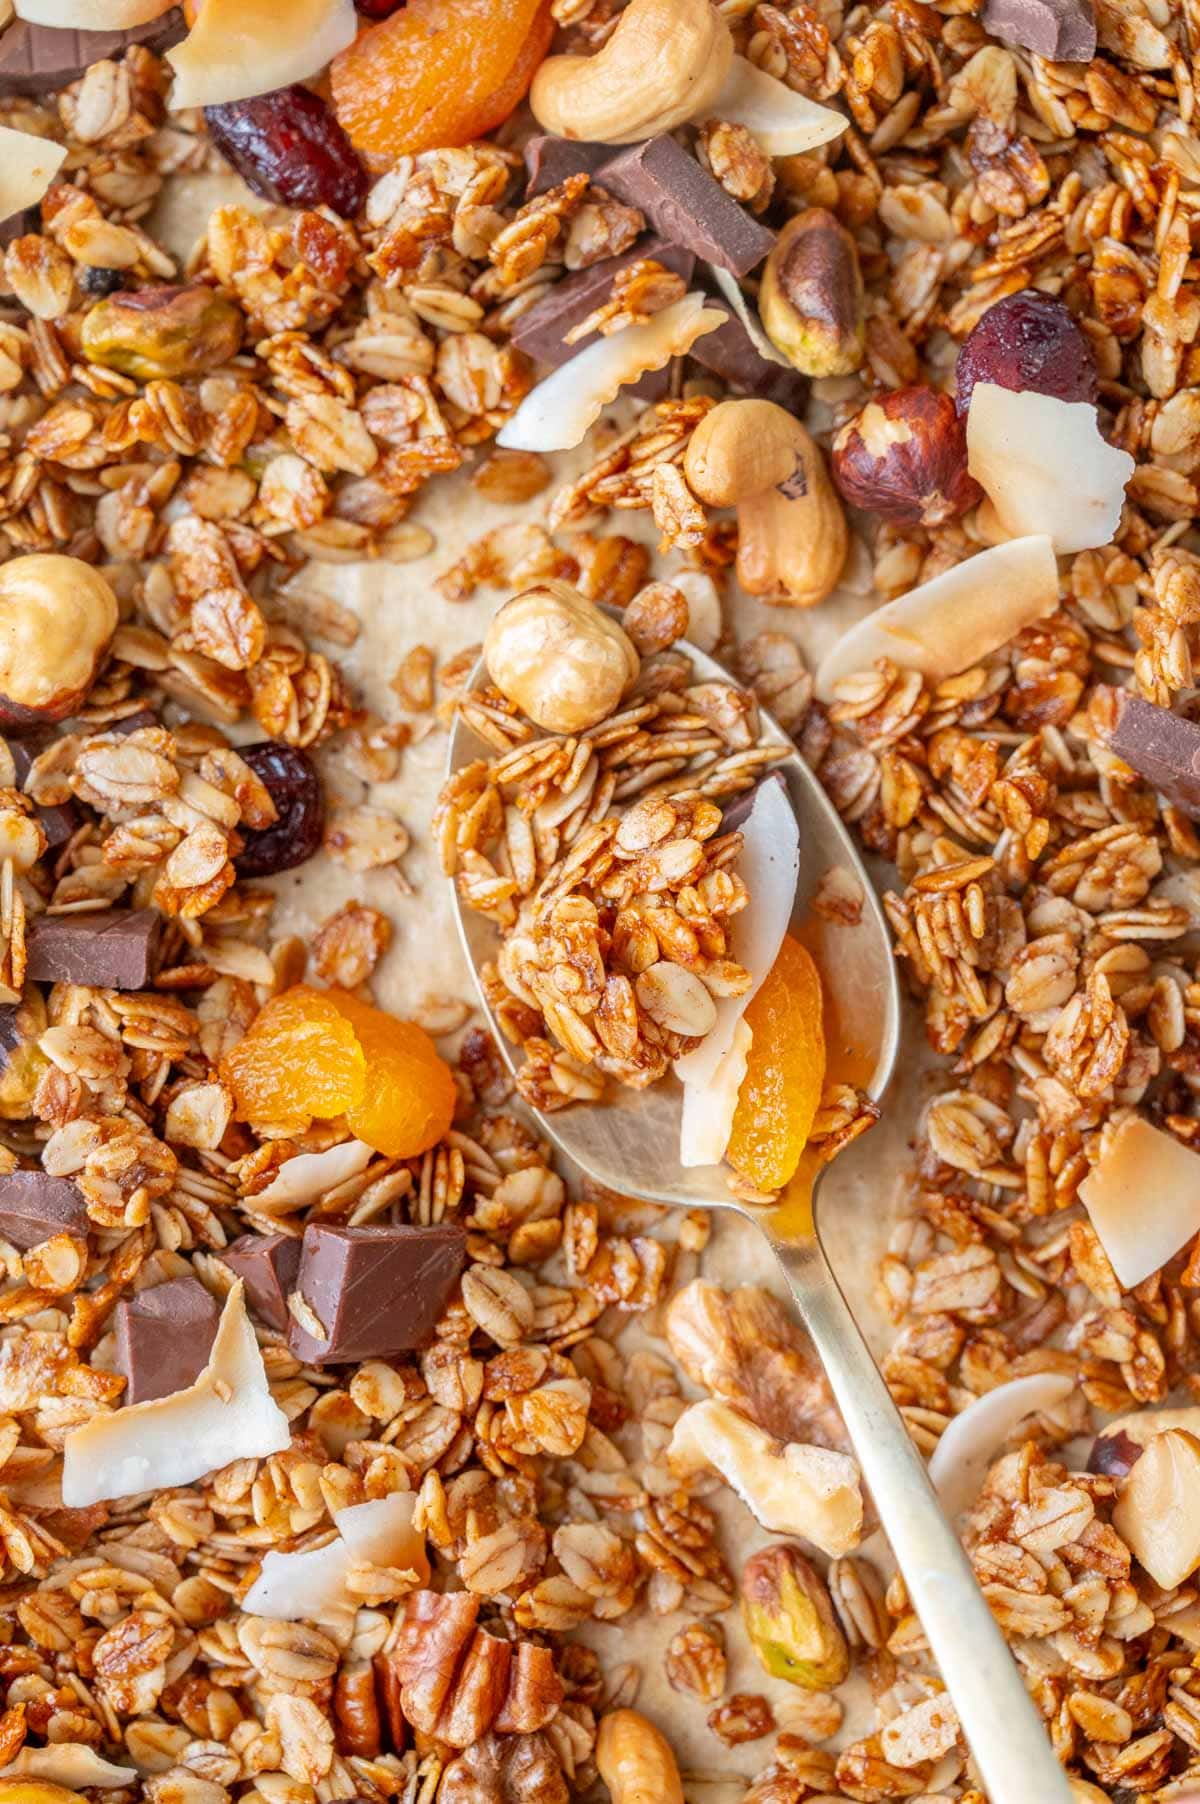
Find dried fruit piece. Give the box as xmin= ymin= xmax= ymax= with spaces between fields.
xmin=204 ymin=86 xmax=368 ymax=219
xmin=955 ymin=289 xmax=1097 ymax=416
xmin=222 ymin=986 xmax=367 ymax=1134
xmin=327 ymin=990 xmax=457 ymax=1158
xmin=741 ymin=1544 xmax=849 ymax=1690
xmin=81 ymin=284 xmax=243 ymax=382
xmin=832 ymin=386 xmax=981 ymax=527
xmin=234 ymin=741 xmax=324 ymax=878
xmin=331 ymin=0 xmax=554 ymax=163
xmin=168 ymin=0 xmax=357 ymax=110
xmin=726 ymin=934 xmax=826 ymax=1193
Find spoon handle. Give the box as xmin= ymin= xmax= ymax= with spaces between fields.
xmin=770 ymin=1232 xmax=1072 ymax=1804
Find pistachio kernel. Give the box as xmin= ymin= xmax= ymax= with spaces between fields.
xmin=740 ymin=1542 xmax=849 ymax=1690
xmin=81 ymin=283 xmax=243 ymax=382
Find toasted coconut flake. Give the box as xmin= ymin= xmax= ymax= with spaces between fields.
xmin=251 ymin=1137 xmax=373 ymax=1213
xmin=243 ymin=1490 xmax=428 ymax=1627
xmin=929 ymin=1373 xmax=1075 ymax=1519
xmin=0 ymin=1747 xmax=136 ymax=1789
xmin=16 ymin=0 xmax=170 ymax=21
xmin=166 ymin=0 xmax=357 ymax=110
xmin=814 ymin=535 xmax=1059 ymax=701
xmin=707 ymin=264 xmax=792 ymax=371
xmin=61 ymin=1281 xmax=290 ymax=1507
xmin=0 ymin=126 xmax=66 ymax=227
xmin=966 ymin=383 xmax=1133 ymax=555
xmin=680 ymin=1017 xmax=752 ymax=1168
xmin=714 ymin=55 xmax=848 ymax=156
xmin=1078 ymin=1115 xmax=1200 ymax=1290
xmin=497 ymin=294 xmax=725 ymax=452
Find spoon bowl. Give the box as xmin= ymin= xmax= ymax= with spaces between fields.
xmin=446 ymin=634 xmax=1071 ymax=1804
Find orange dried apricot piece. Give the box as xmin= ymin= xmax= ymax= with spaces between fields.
xmin=330 ymin=0 xmax=554 ymax=162
xmin=222 ymin=986 xmax=366 ymax=1135
xmin=326 ymin=990 xmax=457 ymax=1158
xmin=726 ymin=935 xmax=826 ymax=1193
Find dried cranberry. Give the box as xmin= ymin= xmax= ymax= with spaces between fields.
xmin=356 ymin=0 xmax=405 ymax=13
xmin=1086 ymin=1429 xmax=1143 ymax=1480
xmin=204 ymin=86 xmax=368 ymax=221
xmin=234 ymin=742 xmax=325 ymax=878
xmin=80 ymin=265 xmax=126 ymax=297
xmin=955 ymin=290 xmax=1098 ymax=416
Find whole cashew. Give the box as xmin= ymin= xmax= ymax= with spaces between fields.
xmin=684 ymin=398 xmax=848 ymax=608
xmin=596 ymin=1709 xmax=684 ymax=1804
xmin=530 ymin=0 xmax=734 ymax=144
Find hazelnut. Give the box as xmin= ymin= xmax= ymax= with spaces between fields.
xmin=0 ymin=554 xmax=118 ymax=728
xmin=759 ymin=209 xmax=865 ymax=378
xmin=831 ymin=386 xmax=981 ymax=527
xmin=484 ymin=581 xmax=639 ymax=734
xmin=81 ymin=284 xmax=243 ymax=382
xmin=740 ymin=1544 xmax=848 ymax=1691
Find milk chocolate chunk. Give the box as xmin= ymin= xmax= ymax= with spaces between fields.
xmin=512 ymin=236 xmax=695 ymax=367
xmin=0 ymin=11 xmax=187 ymax=95
xmin=9 ymin=738 xmax=79 ymax=851
xmin=25 ymin=908 xmax=163 ymax=989
xmin=689 ymin=306 xmax=809 ymax=412
xmin=221 ymin=1232 xmax=301 ymax=1333
xmin=980 ymin=0 xmax=1095 ymax=59
xmin=114 ymin=1274 xmax=220 ymax=1406
xmin=524 ymin=135 xmax=614 ymax=198
xmin=598 ymin=136 xmax=775 ymax=277
xmin=1110 ymin=692 xmax=1200 ymax=818
xmin=0 ymin=1170 xmax=87 ymax=1248
xmin=288 ymin=1223 xmax=466 ymax=1364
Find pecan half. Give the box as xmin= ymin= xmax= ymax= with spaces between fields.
xmin=385 ymin=1591 xmax=563 ymax=1749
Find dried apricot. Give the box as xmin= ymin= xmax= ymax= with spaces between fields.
xmin=222 ymin=986 xmax=366 ymax=1135
xmin=327 ymin=990 xmax=457 ymax=1158
xmin=726 ymin=935 xmax=826 ymax=1193
xmin=330 ymin=0 xmax=554 ymax=162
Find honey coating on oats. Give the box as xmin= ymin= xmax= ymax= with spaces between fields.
xmin=0 ymin=0 xmax=1187 ymax=1799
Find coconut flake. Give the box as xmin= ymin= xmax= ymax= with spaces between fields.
xmin=707 ymin=264 xmax=792 ymax=371
xmin=680 ymin=1018 xmax=752 ymax=1168
xmin=966 ymin=382 xmax=1134 ymax=555
xmin=0 ymin=1746 xmax=136 ymax=1788
xmin=928 ymin=1373 xmax=1075 ymax=1519
xmin=166 ymin=0 xmax=357 ymax=110
xmin=61 ymin=1281 xmax=290 ymax=1508
xmin=814 ymin=535 xmax=1059 ymax=702
xmin=715 ymin=55 xmax=848 ymax=156
xmin=17 ymin=0 xmax=170 ymax=22
xmin=243 ymin=1490 xmax=427 ymax=1629
xmin=1079 ymin=1115 xmax=1200 ymax=1291
xmin=497 ymin=295 xmax=725 ymax=453
xmin=250 ymin=1138 xmax=373 ymax=1214
xmin=0 ymin=126 xmax=66 ymax=227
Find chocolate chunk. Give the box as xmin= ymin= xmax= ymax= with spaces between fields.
xmin=598 ymin=136 xmax=775 ymax=278
xmin=0 ymin=1170 xmax=87 ymax=1249
xmin=1110 ymin=692 xmax=1200 ymax=819
xmin=220 ymin=1232 xmax=301 ymax=1333
xmin=106 ymin=708 xmax=160 ymax=737
xmin=513 ymin=236 xmax=695 ymax=367
xmin=0 ymin=208 xmax=36 ymax=245
xmin=114 ymin=1274 xmax=220 ymax=1406
xmin=288 ymin=1223 xmax=466 ymax=1364
xmin=0 ymin=11 xmax=187 ymax=95
xmin=980 ymin=0 xmax=1095 ymax=60
xmin=8 ymin=738 xmax=79 ymax=852
xmin=689 ymin=305 xmax=808 ymax=413
xmin=524 ymin=135 xmax=614 ymax=198
xmin=26 ymin=908 xmax=163 ymax=989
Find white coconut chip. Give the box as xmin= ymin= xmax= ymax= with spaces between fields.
xmin=1078 ymin=1114 xmax=1200 ymax=1291
xmin=0 ymin=125 xmax=66 ymax=228
xmin=497 ymin=294 xmax=725 ymax=453
xmin=16 ymin=0 xmax=169 ymax=23
xmin=243 ymin=1490 xmax=426 ymax=1630
xmin=966 ymin=382 xmax=1134 ymax=555
xmin=250 ymin=1137 xmax=373 ymax=1214
xmin=928 ymin=1372 xmax=1075 ymax=1520
xmin=61 ymin=1281 xmax=290 ymax=1508
xmin=680 ymin=1017 xmax=752 ymax=1168
xmin=167 ymin=0 xmax=357 ymax=111
xmin=714 ymin=55 xmax=848 ymax=156
xmin=814 ymin=535 xmax=1059 ymax=702
xmin=0 ymin=1746 xmax=136 ymax=1788
xmin=707 ymin=264 xmax=792 ymax=371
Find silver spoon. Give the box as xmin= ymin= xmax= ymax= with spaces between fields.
xmin=445 ymin=635 xmax=1071 ymax=1804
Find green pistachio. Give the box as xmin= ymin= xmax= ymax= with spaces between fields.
xmin=0 ymin=985 xmax=49 ymax=1120
xmin=759 ymin=208 xmax=865 ymax=378
xmin=81 ymin=284 xmax=243 ymax=382
xmin=740 ymin=1543 xmax=849 ymax=1690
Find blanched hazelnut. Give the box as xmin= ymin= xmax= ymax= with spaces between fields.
xmin=81 ymin=284 xmax=243 ymax=382
xmin=484 ymin=581 xmax=639 ymax=734
xmin=0 ymin=554 xmax=118 ymax=728
xmin=831 ymin=386 xmax=981 ymax=527
xmin=759 ymin=209 xmax=864 ymax=378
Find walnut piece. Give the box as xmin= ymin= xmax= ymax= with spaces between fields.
xmin=440 ymin=1731 xmax=568 ymax=1804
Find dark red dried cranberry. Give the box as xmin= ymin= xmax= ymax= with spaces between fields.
xmin=204 ymin=86 xmax=368 ymax=221
xmin=356 ymin=0 xmax=405 ymax=13
xmin=234 ymin=742 xmax=324 ymax=878
xmin=81 ymin=265 xmax=126 ymax=297
xmin=1086 ymin=1429 xmax=1142 ymax=1479
xmin=955 ymin=290 xmax=1098 ymax=416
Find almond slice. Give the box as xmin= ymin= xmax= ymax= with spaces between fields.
xmin=16 ymin=0 xmax=171 ymax=24
xmin=714 ymin=55 xmax=848 ymax=156
xmin=966 ymin=382 xmax=1134 ymax=555
xmin=0 ymin=126 xmax=66 ymax=227
xmin=166 ymin=0 xmax=357 ymax=111
xmin=814 ymin=535 xmax=1059 ymax=701
xmin=928 ymin=1372 xmax=1075 ymax=1519
xmin=1078 ymin=1114 xmax=1200 ymax=1290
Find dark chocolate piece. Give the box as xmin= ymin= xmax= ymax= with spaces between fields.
xmin=220 ymin=1232 xmax=301 ymax=1333
xmin=512 ymin=236 xmax=695 ymax=368
xmin=106 ymin=708 xmax=160 ymax=737
xmin=0 ymin=11 xmax=187 ymax=95
xmin=0 ymin=1169 xmax=87 ymax=1249
xmin=114 ymin=1274 xmax=220 ymax=1406
xmin=25 ymin=908 xmax=163 ymax=989
xmin=598 ymin=136 xmax=775 ymax=278
xmin=980 ymin=0 xmax=1095 ymax=60
xmin=1110 ymin=692 xmax=1200 ymax=819
xmin=288 ymin=1223 xmax=466 ymax=1365
xmin=0 ymin=207 xmax=36 ymax=246
xmin=8 ymin=738 xmax=79 ymax=852
xmin=524 ymin=135 xmax=614 ymax=199
xmin=689 ymin=305 xmax=808 ymax=413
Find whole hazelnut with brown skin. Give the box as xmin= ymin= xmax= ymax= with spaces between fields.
xmin=0 ymin=554 xmax=119 ymax=729
xmin=831 ymin=386 xmax=982 ymax=527
xmin=484 ymin=580 xmax=639 ymax=733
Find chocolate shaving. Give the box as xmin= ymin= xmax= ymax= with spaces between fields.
xmin=980 ymin=0 xmax=1095 ymax=61
xmin=25 ymin=908 xmax=163 ymax=990
xmin=0 ymin=11 xmax=187 ymax=95
xmin=598 ymin=136 xmax=775 ymax=278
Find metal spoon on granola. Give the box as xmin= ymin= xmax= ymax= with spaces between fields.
xmin=442 ymin=600 xmax=1071 ymax=1804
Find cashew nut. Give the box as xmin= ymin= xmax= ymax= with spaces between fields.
xmin=530 ymin=0 xmax=733 ymax=145
xmin=596 ymin=1709 xmax=684 ymax=1804
xmin=684 ymin=398 xmax=848 ymax=608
